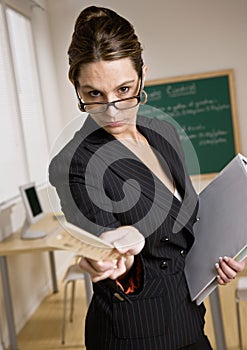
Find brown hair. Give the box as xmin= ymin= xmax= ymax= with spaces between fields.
xmin=68 ymin=6 xmax=143 ymax=85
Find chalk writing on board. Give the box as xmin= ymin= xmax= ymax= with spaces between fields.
xmin=178 ymin=127 xmax=228 ymax=147
xmin=144 ymin=70 xmax=240 ymax=175
xmin=166 ymin=83 xmax=197 ymax=98
xmin=147 ymin=98 xmax=231 ymax=118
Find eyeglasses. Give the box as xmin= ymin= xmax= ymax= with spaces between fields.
xmin=76 ymin=73 xmax=144 ymax=114
xmin=77 ymin=95 xmax=141 ymax=114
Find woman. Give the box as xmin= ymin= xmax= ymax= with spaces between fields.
xmin=49 ymin=6 xmax=245 ymax=350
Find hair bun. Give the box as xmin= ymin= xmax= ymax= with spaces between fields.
xmin=75 ymin=6 xmax=108 ymax=25
xmin=68 ymin=6 xmax=143 ymax=84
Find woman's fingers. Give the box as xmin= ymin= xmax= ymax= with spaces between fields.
xmin=79 ymin=257 xmax=116 ymax=282
xmin=77 ymin=226 xmax=145 ymax=283
xmin=215 ymin=256 xmax=245 ymax=285
xmin=100 ymin=226 xmax=145 ymax=255
xmin=222 ymin=256 xmax=245 ymax=272
xmin=78 ymin=255 xmax=132 ymax=282
xmin=108 ymin=256 xmax=127 ymax=280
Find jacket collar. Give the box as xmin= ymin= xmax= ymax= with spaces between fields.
xmin=80 ymin=115 xmax=197 ymax=233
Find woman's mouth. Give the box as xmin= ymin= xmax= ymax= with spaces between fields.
xmin=106 ymin=121 xmax=124 ymax=127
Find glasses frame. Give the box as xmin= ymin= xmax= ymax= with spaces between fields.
xmin=75 ymin=71 xmax=143 ymax=114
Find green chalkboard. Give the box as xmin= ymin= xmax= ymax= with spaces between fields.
xmin=144 ymin=70 xmax=240 ymax=177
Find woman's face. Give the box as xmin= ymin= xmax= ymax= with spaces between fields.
xmin=77 ymin=58 xmax=146 ymax=138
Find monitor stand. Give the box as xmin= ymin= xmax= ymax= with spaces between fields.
xmin=21 ymin=218 xmax=47 ymax=240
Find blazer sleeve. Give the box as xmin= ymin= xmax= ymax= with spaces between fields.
xmin=49 ymin=149 xmax=122 ymax=236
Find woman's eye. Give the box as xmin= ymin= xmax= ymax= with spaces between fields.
xmin=119 ymin=86 xmax=129 ymax=94
xmin=89 ymin=90 xmax=101 ymax=98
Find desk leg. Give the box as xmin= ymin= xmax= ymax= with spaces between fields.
xmin=0 ymin=256 xmax=18 ymax=350
xmin=48 ymin=251 xmax=58 ymax=293
xmin=209 ymin=288 xmax=226 ymax=350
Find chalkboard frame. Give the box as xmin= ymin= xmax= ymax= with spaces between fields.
xmin=144 ymin=69 xmax=240 ymax=179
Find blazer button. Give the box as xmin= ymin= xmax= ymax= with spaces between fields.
xmin=180 ymin=250 xmax=187 ymax=257
xmin=160 ymin=237 xmax=169 ymax=243
xmin=160 ymin=260 xmax=168 ymax=269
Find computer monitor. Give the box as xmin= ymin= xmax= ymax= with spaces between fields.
xmin=19 ymin=182 xmax=46 ymax=239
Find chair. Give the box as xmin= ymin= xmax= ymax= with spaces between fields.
xmin=235 ymin=276 xmax=247 ymax=350
xmin=61 ymin=262 xmax=93 ymax=344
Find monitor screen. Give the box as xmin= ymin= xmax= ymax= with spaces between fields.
xmin=19 ymin=182 xmax=46 ymax=239
xmin=24 ymin=186 xmax=42 ymax=217
xmin=19 ymin=182 xmax=44 ymax=225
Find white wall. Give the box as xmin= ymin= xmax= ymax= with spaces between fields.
xmin=46 ymin=0 xmax=247 ymax=157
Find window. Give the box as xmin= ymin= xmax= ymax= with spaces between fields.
xmin=0 ymin=1 xmax=49 ymax=203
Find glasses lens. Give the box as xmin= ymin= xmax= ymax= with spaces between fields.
xmin=115 ymin=97 xmax=139 ymax=110
xmin=84 ymin=104 xmax=106 ymax=114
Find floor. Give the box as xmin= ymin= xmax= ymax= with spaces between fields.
xmin=7 ymin=280 xmax=87 ymax=350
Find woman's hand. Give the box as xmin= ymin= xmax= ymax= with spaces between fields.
xmin=79 ymin=226 xmax=145 ymax=283
xmin=100 ymin=225 xmax=145 ymax=255
xmin=215 ymin=256 xmax=246 ymax=285
xmin=79 ymin=254 xmax=134 ymax=283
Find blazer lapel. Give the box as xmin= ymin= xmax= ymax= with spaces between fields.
xmin=82 ymin=115 xmax=197 ymax=234
xmin=137 ymin=116 xmax=198 ymax=234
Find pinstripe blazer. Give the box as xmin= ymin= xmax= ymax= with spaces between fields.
xmin=49 ymin=115 xmax=206 ymax=350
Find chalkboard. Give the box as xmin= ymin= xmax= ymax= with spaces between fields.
xmin=143 ymin=70 xmax=240 ymax=177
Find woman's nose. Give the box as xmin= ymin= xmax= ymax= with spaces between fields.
xmin=105 ymin=103 xmax=119 ymax=118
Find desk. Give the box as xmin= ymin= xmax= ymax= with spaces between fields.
xmin=0 ymin=215 xmax=227 ymax=350
xmin=0 ymin=214 xmax=62 ymax=350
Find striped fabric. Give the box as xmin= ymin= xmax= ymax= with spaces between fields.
xmin=49 ymin=115 xmax=211 ymax=350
